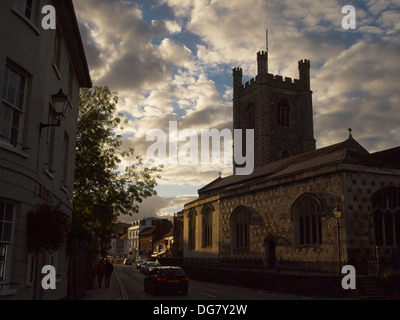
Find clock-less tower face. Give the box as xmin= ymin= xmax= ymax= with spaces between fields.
xmin=233 ymin=53 xmax=315 ymax=174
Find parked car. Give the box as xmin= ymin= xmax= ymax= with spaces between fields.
xmin=123 ymin=258 xmax=133 ymax=265
xmin=143 ymin=261 xmax=161 ymax=275
xmin=136 ymin=259 xmax=146 ymax=269
xmin=140 ymin=260 xmax=150 ymax=273
xmin=144 ymin=266 xmax=189 ymax=295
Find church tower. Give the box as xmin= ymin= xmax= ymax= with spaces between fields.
xmin=233 ymin=49 xmax=316 ymax=174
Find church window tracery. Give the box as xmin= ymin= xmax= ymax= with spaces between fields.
xmin=277 ymin=99 xmax=290 ymax=127
xmin=202 ymin=205 xmax=213 ymax=247
xmin=188 ymin=209 xmax=196 ymax=250
xmin=372 ymin=187 xmax=400 ymax=247
xmin=246 ymin=104 xmax=255 ymax=129
xmin=293 ymin=194 xmax=322 ymax=246
xmin=231 ymin=206 xmax=250 ymax=249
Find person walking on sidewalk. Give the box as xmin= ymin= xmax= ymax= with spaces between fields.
xmin=96 ymin=259 xmax=105 ymax=289
xmin=104 ymin=259 xmax=114 ymax=289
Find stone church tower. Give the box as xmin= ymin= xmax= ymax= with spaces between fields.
xmin=233 ymin=51 xmax=316 ymax=173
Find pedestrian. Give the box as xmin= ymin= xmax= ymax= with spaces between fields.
xmin=104 ymin=259 xmax=114 ymax=289
xmin=96 ymin=258 xmax=105 ymax=289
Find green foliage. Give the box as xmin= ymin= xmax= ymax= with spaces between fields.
xmin=73 ymin=86 xmax=163 ymax=245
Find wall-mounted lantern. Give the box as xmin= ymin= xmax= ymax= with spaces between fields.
xmin=40 ymin=89 xmax=69 ymax=133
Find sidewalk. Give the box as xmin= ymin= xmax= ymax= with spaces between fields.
xmin=81 ymin=269 xmax=127 ymax=300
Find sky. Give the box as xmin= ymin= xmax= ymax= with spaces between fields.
xmin=73 ymin=0 xmax=400 ymax=223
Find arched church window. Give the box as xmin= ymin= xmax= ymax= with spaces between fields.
xmin=280 ymin=149 xmax=291 ymax=159
xmin=246 ymin=104 xmax=255 ymax=129
xmin=277 ymin=99 xmax=290 ymax=127
xmin=372 ymin=187 xmax=400 ymax=247
xmin=188 ymin=209 xmax=196 ymax=250
xmin=292 ymin=194 xmax=322 ymax=246
xmin=202 ymin=206 xmax=213 ymax=247
xmin=231 ymin=206 xmax=250 ymax=249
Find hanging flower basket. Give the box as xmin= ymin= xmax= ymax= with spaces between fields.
xmin=27 ymin=203 xmax=71 ymax=254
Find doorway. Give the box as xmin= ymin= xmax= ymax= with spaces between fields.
xmin=264 ymin=236 xmax=276 ymax=269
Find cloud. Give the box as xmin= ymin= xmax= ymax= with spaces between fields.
xmin=117 ymin=194 xmax=198 ymax=223
xmin=74 ymin=0 xmax=188 ymax=92
xmin=74 ymin=0 xmax=400 ymax=220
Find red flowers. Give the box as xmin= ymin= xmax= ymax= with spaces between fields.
xmin=27 ymin=203 xmax=71 ymax=254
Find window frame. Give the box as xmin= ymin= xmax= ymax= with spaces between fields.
xmin=1 ymin=63 xmax=28 ymax=149
xmin=372 ymin=187 xmax=400 ymax=248
xmin=231 ymin=206 xmax=250 ymax=250
xmin=12 ymin=0 xmax=41 ymax=34
xmin=246 ymin=103 xmax=255 ymax=130
xmin=188 ymin=209 xmax=196 ymax=250
xmin=202 ymin=206 xmax=213 ymax=248
xmin=53 ymin=27 xmax=63 ymax=78
xmin=292 ymin=194 xmax=322 ymax=247
xmin=0 ymin=200 xmax=16 ymax=295
xmin=277 ymin=99 xmax=291 ymax=127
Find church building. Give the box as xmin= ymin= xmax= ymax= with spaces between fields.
xmin=183 ymin=47 xmax=400 ymax=273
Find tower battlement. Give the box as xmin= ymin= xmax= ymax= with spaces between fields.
xmin=298 ymin=59 xmax=311 ymax=67
xmin=257 ymin=51 xmax=268 ymax=58
xmin=234 ymin=55 xmax=310 ymax=94
xmin=239 ymin=73 xmax=301 ymax=94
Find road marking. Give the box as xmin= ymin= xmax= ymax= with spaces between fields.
xmin=114 ymin=269 xmax=129 ymax=300
xmin=199 ymin=292 xmax=217 ymax=299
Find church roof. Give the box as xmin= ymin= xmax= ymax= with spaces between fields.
xmin=198 ymin=137 xmax=400 ymax=198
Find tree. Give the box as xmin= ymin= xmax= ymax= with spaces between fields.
xmin=73 ymin=86 xmax=163 ymax=248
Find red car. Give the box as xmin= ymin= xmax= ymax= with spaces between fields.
xmin=144 ymin=266 xmax=189 ymax=295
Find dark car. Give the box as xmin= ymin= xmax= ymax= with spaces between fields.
xmin=143 ymin=261 xmax=161 ymax=275
xmin=136 ymin=259 xmax=146 ymax=269
xmin=144 ymin=266 xmax=188 ymax=295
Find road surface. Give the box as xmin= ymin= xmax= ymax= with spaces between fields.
xmin=115 ymin=264 xmax=314 ymax=300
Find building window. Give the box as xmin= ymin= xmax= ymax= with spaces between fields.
xmin=231 ymin=206 xmax=250 ymax=249
xmin=1 ymin=64 xmax=26 ymax=147
xmin=14 ymin=0 xmax=33 ymax=20
xmin=280 ymin=149 xmax=291 ymax=159
xmin=372 ymin=187 xmax=400 ymax=247
xmin=188 ymin=209 xmax=196 ymax=250
xmin=26 ymin=253 xmax=36 ymax=286
xmin=0 ymin=201 xmax=14 ymax=290
xmin=62 ymin=132 xmax=70 ymax=187
xmin=293 ymin=194 xmax=322 ymax=246
xmin=246 ymin=104 xmax=255 ymax=129
xmin=277 ymin=99 xmax=290 ymax=127
xmin=68 ymin=63 xmax=74 ymax=100
xmin=45 ymin=104 xmax=56 ymax=174
xmin=202 ymin=206 xmax=213 ymax=247
xmin=53 ymin=29 xmax=62 ymax=74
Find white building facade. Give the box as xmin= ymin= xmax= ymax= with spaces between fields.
xmin=128 ymin=217 xmax=161 ymax=260
xmin=0 ymin=0 xmax=91 ymax=299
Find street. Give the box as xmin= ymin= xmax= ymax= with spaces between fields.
xmin=115 ymin=264 xmax=314 ymax=300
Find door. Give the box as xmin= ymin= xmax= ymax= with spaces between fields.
xmin=264 ymin=238 xmax=276 ymax=269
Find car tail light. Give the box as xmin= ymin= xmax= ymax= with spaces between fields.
xmin=181 ymin=277 xmax=189 ymax=281
xmin=157 ymin=277 xmax=167 ymax=282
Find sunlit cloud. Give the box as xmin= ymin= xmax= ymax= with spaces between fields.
xmin=73 ymin=0 xmax=400 ymax=218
